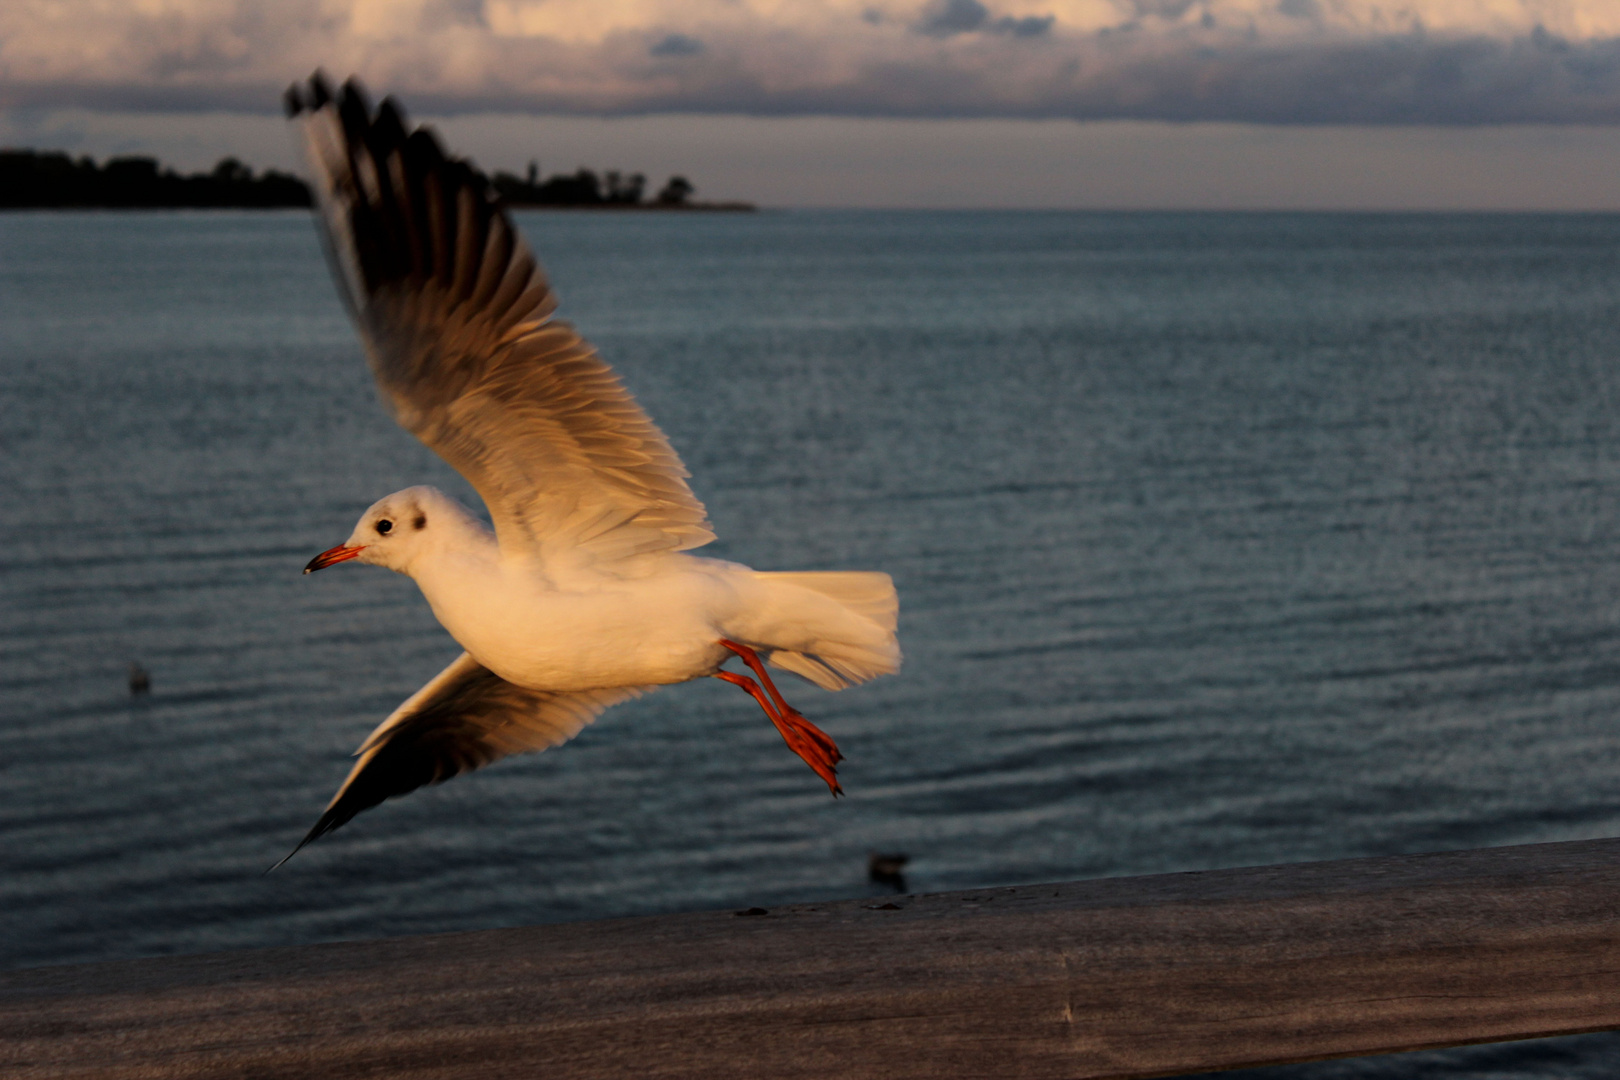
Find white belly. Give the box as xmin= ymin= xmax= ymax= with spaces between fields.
xmin=414 ymin=555 xmax=743 ymax=691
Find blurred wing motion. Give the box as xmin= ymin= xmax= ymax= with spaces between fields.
xmin=284 ymin=73 xmax=714 ymax=564
xmin=275 ymin=653 xmax=646 ymax=868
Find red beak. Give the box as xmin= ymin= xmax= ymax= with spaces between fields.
xmin=303 ymin=544 xmax=366 ymax=573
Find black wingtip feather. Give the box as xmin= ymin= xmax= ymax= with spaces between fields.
xmin=283 ymin=84 xmax=304 ymax=118
xmin=405 ymin=127 xmax=448 ymax=170
xmin=290 ymin=72 xmax=533 ymax=347
xmin=338 ymin=76 xmax=371 ymax=118
xmin=267 ymin=794 xmax=369 ymax=871
xmin=375 ymin=98 xmax=411 ymax=145
xmin=309 ymin=71 xmax=335 ymax=110
xmin=272 ymin=716 xmax=479 ymax=868
xmin=297 ymin=76 xmax=508 ymax=298
xmin=336 ymin=90 xmax=371 ymax=153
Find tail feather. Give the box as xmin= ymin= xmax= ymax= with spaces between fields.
xmin=751 ymin=571 xmax=900 ymax=691
xmin=755 ymin=571 xmax=898 ymax=632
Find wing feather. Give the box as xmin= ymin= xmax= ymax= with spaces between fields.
xmin=285 ymin=73 xmax=712 ymax=563
xmin=276 ymin=652 xmax=646 ymax=865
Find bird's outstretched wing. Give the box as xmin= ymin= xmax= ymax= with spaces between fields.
xmin=275 ymin=652 xmax=646 ymax=867
xmin=284 ymin=73 xmax=715 ymax=564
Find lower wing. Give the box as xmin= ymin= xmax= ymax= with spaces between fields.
xmin=275 ymin=652 xmax=646 ymax=867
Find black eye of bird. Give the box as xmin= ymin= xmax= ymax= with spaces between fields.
xmin=377 ymin=519 xmax=393 ymax=535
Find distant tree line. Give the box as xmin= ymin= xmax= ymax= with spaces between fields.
xmin=0 ymin=151 xmax=312 ymax=209
xmin=491 ymin=164 xmax=712 ymax=209
xmin=0 ymin=149 xmax=749 ymax=211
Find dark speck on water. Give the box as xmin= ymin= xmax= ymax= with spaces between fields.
xmin=869 ymin=851 xmax=909 ymax=891
xmin=5 ymin=209 xmax=1620 ymax=1078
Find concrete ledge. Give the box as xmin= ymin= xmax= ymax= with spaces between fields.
xmin=6 ymin=838 xmax=1620 ymax=1079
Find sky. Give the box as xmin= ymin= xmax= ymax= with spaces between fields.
xmin=2 ymin=0 xmax=1619 ymax=208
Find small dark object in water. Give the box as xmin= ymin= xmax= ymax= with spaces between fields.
xmin=869 ymin=852 xmax=909 ymax=890
xmin=128 ymin=663 xmax=150 ymax=695
xmin=734 ymin=907 xmax=769 ymax=917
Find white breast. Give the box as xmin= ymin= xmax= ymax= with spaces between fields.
xmin=410 ymin=552 xmax=745 ymax=691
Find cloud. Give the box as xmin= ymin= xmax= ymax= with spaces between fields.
xmin=916 ymin=0 xmax=994 ymax=37
xmin=1275 ymin=0 xmax=1320 ymax=20
xmin=648 ymin=33 xmax=705 ymax=57
xmin=1 ymin=0 xmax=1619 ymax=124
xmin=914 ymin=0 xmax=1054 ymax=38
xmin=996 ymin=15 xmax=1055 ymax=37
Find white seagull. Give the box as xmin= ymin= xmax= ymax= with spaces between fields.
xmin=276 ymin=75 xmax=899 ymax=864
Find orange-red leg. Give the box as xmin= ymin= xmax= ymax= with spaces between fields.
xmin=719 ymin=639 xmax=844 ymax=766
xmin=713 ymin=661 xmax=843 ymax=797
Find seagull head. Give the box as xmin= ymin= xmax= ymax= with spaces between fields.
xmin=304 ymin=486 xmax=467 ymax=575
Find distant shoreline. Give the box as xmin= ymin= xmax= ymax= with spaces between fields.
xmin=1 ymin=150 xmax=309 ymax=210
xmin=0 ymin=150 xmax=751 ymax=212
xmin=0 ymin=202 xmax=759 ymax=213
xmin=506 ymin=201 xmax=756 ymax=212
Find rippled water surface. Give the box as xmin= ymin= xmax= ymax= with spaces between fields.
xmin=6 ymin=210 xmax=1620 ymax=1077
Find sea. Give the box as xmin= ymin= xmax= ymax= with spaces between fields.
xmin=4 ymin=208 xmax=1620 ymax=1078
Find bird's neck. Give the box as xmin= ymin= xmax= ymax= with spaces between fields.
xmin=405 ymin=531 xmax=511 ymax=644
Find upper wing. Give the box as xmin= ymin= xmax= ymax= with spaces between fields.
xmin=284 ymin=73 xmax=715 ymax=564
xmin=276 ymin=652 xmax=646 ymax=866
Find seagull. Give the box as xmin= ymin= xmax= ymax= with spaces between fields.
xmin=276 ymin=74 xmax=899 ymax=865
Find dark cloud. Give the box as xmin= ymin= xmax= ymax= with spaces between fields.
xmin=993 ymin=15 xmax=1054 ymax=37
xmin=1275 ymin=0 xmax=1320 ymax=21
xmin=916 ymin=0 xmax=990 ymax=37
xmin=915 ymin=0 xmax=1055 ymax=39
xmin=649 ymin=33 xmax=705 ymax=58
xmin=1132 ymin=0 xmax=1201 ymax=19
xmin=609 ymin=31 xmax=1620 ymax=125
xmin=2 ymin=2 xmax=1619 ymax=126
